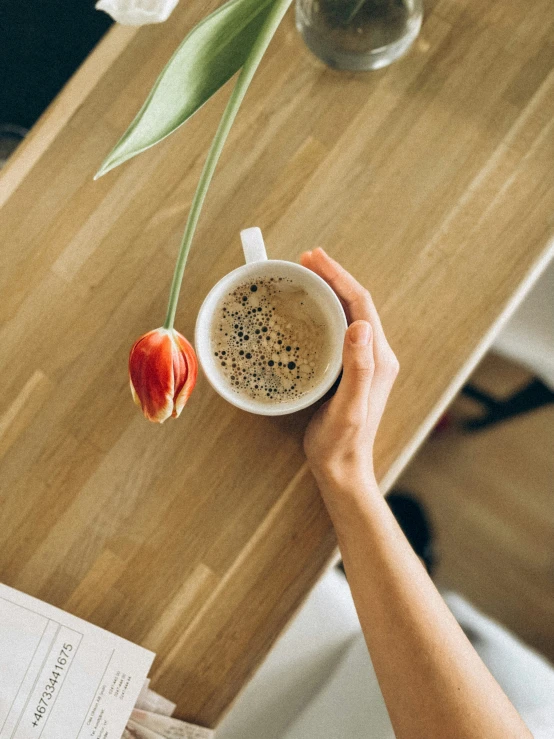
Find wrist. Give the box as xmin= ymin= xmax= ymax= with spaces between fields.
xmin=314 ymin=469 xmax=382 ymax=524
xmin=312 ymin=460 xmax=379 ymax=497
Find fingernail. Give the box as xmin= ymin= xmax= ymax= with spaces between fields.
xmin=349 ymin=321 xmax=371 ymax=345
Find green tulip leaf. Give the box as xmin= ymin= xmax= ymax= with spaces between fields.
xmin=95 ymin=0 xmax=276 ymax=178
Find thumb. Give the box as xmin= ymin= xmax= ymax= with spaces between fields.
xmin=331 ymin=320 xmax=374 ymax=422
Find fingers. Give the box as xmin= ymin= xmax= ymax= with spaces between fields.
xmin=302 ymin=247 xmax=400 ymax=428
xmin=302 ymin=246 xmax=397 ymax=363
xmin=330 ymin=320 xmax=374 ymax=423
xmin=301 ymin=248 xmax=384 ymax=336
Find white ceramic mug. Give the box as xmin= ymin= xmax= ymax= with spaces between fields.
xmin=195 ymin=227 xmax=347 ymax=416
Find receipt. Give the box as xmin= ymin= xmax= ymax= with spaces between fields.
xmin=128 ymin=711 xmax=213 ymax=738
xmin=134 ymin=687 xmax=176 ymax=717
xmin=0 ymin=583 xmax=154 ymax=739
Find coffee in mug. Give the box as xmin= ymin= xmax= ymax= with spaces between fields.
xmin=195 ymin=227 xmax=347 ymax=416
xmin=211 ymin=276 xmax=331 ymax=404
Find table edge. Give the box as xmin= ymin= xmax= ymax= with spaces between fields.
xmin=380 ymin=237 xmax=554 ymax=493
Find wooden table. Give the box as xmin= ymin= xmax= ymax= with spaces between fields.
xmin=1 ymin=0 xmax=553 ymax=728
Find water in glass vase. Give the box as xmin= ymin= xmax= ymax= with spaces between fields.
xmin=296 ymin=0 xmax=423 ymax=71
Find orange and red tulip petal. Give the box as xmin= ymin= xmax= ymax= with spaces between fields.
xmin=128 ymin=328 xmax=198 ymax=423
xmin=172 ymin=332 xmax=198 ymax=418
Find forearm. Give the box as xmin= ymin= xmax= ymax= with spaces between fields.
xmin=320 ymin=479 xmax=531 ymax=739
xmin=301 ymin=250 xmax=530 ymax=737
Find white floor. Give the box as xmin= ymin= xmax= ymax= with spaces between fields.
xmin=216 ymin=567 xmax=554 ymax=738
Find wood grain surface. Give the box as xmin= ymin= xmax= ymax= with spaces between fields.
xmin=1 ymin=0 xmax=553 ymax=727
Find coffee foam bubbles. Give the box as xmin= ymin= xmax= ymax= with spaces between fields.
xmin=211 ymin=277 xmax=329 ymax=403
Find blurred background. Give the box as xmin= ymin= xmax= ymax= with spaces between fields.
xmin=401 ymin=345 xmax=554 ymax=663
xmin=0 ymin=1 xmax=112 ymax=164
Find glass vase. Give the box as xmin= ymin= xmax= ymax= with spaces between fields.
xmin=296 ymin=0 xmax=423 ymax=71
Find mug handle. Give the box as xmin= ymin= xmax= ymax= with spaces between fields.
xmin=241 ymin=227 xmax=268 ymax=264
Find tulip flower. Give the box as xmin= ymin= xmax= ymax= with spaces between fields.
xmin=129 ymin=328 xmax=197 ymax=422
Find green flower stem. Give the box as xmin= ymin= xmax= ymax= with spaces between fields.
xmin=163 ymin=0 xmax=293 ymax=330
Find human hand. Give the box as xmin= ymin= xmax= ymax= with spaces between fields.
xmin=301 ymin=249 xmax=399 ymax=504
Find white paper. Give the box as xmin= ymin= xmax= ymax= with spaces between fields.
xmin=0 ymin=583 xmax=154 ymax=739
xmin=123 ymin=722 xmax=164 ymax=739
xmin=133 ymin=689 xmax=175 ymax=717
xmin=130 ymin=710 xmax=214 ymax=738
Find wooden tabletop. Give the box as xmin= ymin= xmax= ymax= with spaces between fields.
xmin=1 ymin=0 xmax=553 ymax=728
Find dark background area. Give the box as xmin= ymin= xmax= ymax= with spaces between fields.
xmin=0 ymin=1 xmax=113 ymax=129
